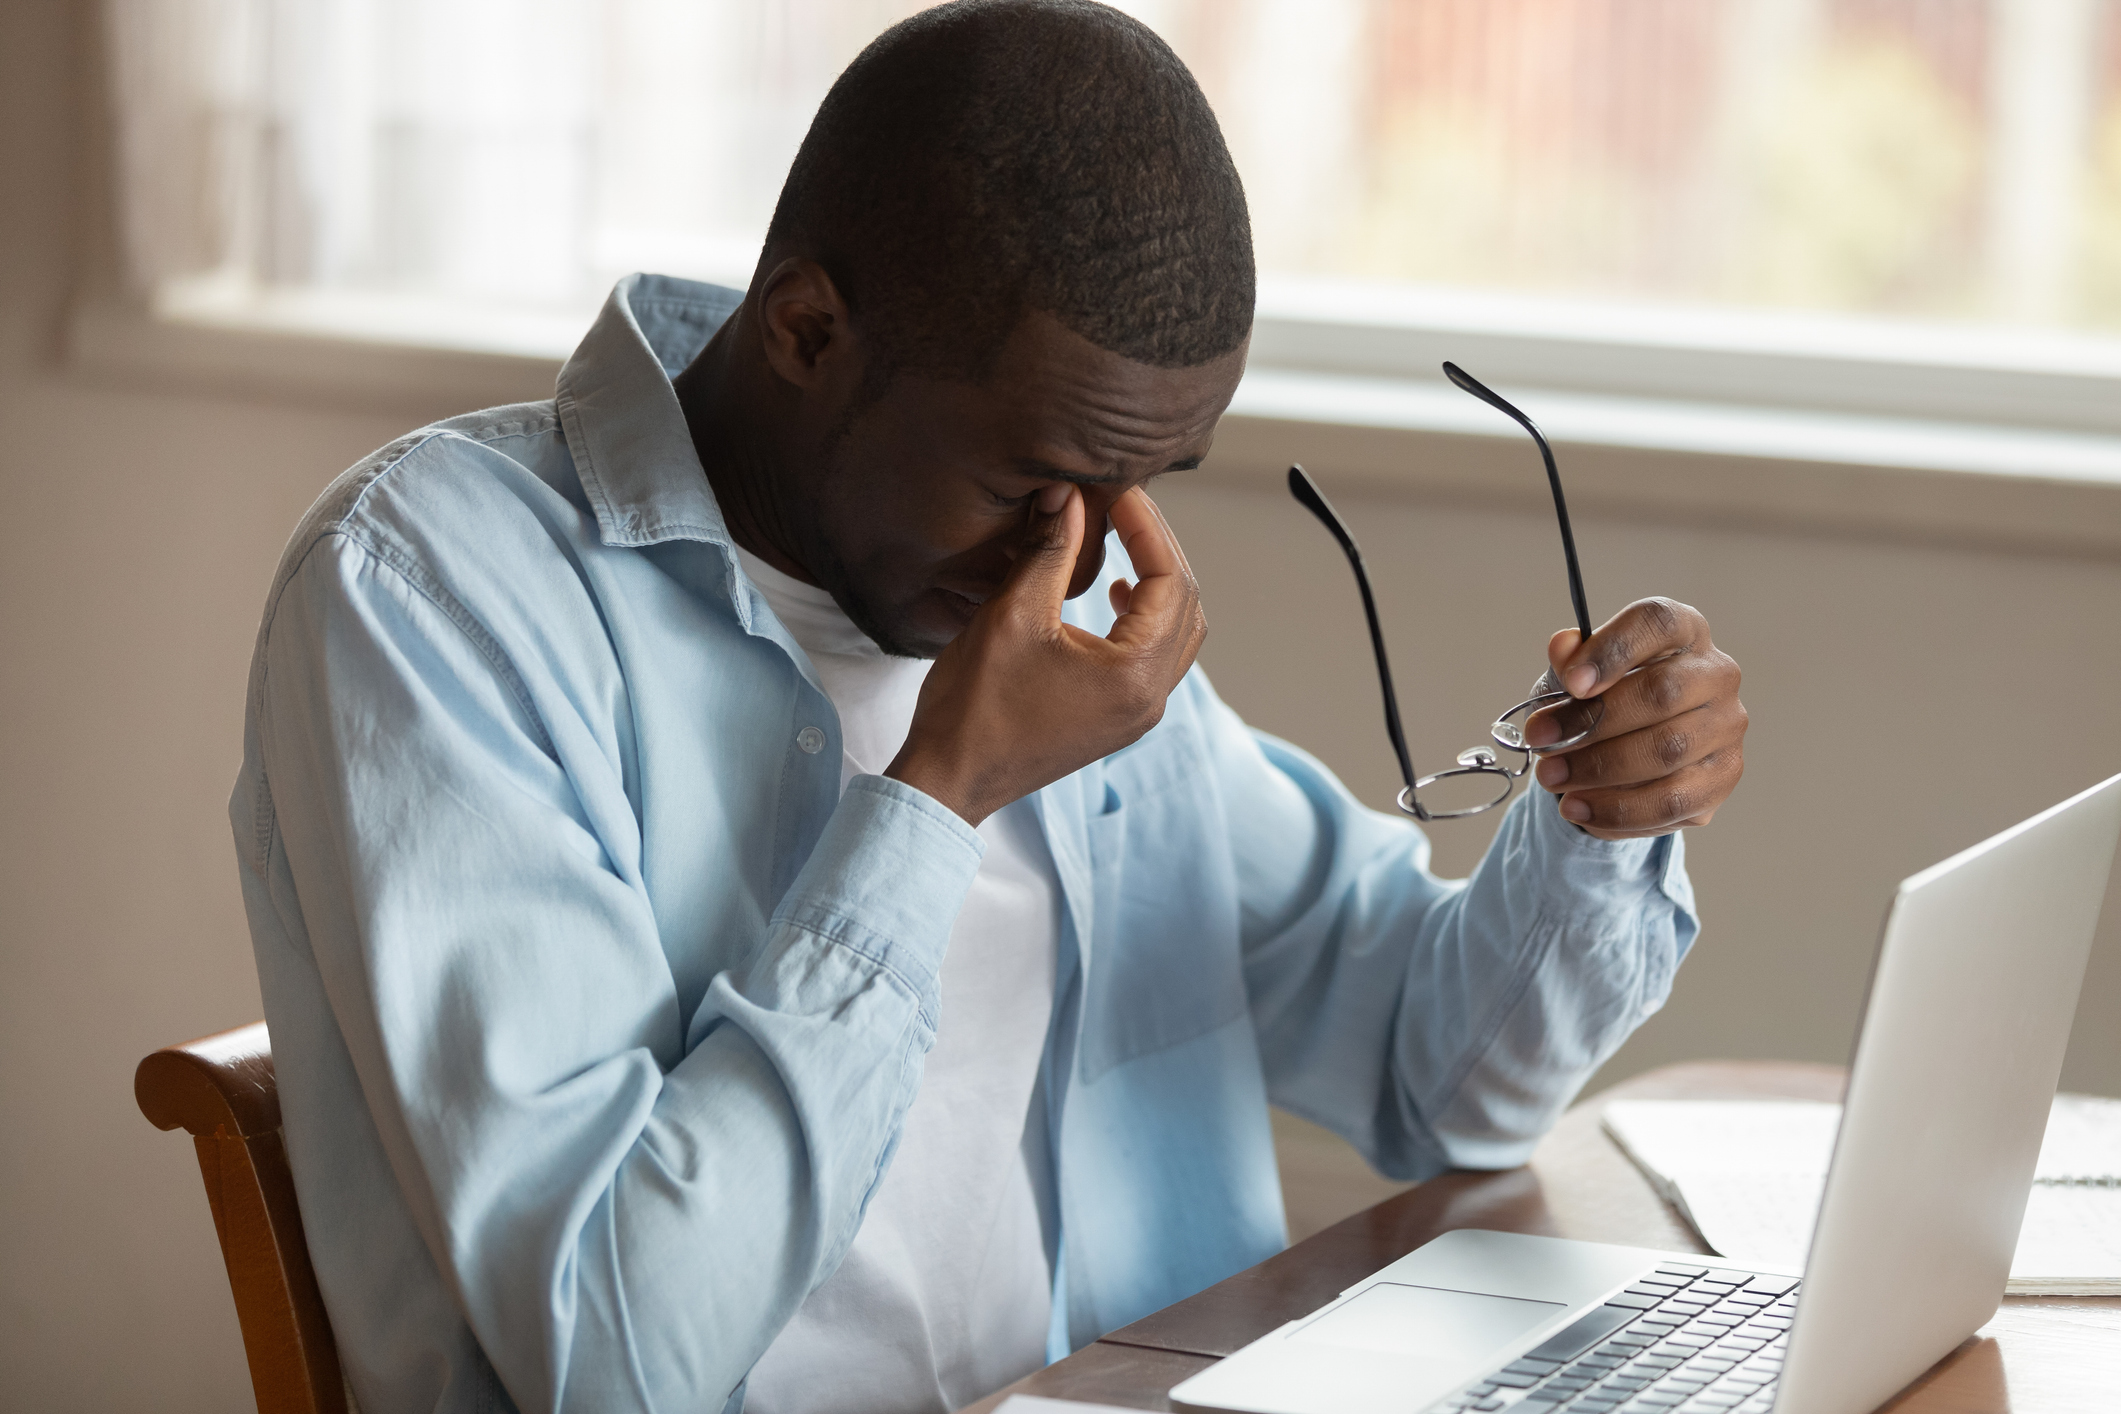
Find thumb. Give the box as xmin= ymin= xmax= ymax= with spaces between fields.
xmin=1545 ymin=627 xmax=1584 ymax=691
xmin=994 ymin=484 xmax=1084 ymax=622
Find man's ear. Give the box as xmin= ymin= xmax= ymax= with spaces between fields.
xmin=755 ymin=257 xmax=860 ymax=393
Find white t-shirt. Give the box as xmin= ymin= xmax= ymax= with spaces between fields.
xmin=735 ymin=547 xmax=1063 ymax=1414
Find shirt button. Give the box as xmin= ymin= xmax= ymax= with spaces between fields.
xmin=796 ymin=726 xmax=826 ymax=755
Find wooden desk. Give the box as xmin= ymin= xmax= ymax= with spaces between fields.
xmin=960 ymin=1061 xmax=2120 ymax=1414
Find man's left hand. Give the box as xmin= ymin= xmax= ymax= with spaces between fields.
xmin=1524 ymin=597 xmax=1746 ymax=840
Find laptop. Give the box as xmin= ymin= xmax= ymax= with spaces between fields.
xmin=1171 ymin=771 xmax=2121 ymax=1414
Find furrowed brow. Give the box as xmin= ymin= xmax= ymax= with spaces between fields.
xmin=1015 ymin=455 xmax=1202 ymax=485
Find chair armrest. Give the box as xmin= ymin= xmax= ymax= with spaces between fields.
xmin=136 ymin=1021 xmax=280 ymax=1137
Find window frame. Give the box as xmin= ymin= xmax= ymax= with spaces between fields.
xmin=64 ymin=270 xmax=2121 ymax=560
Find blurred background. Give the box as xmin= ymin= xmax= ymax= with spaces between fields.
xmin=5 ymin=2 xmax=2120 ymax=1411
xmin=101 ymin=0 xmax=2121 ymax=331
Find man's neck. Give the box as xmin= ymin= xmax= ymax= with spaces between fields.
xmin=671 ymin=317 xmax=823 ymax=587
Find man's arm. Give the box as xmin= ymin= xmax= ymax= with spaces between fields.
xmin=1221 ymin=587 xmax=1741 ymax=1175
xmin=250 ymin=533 xmax=983 ymax=1412
xmin=1221 ymin=703 xmax=1698 ymax=1178
xmin=1200 ymin=615 xmax=1736 ymax=1182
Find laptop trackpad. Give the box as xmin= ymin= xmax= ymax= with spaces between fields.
xmin=1292 ymin=1282 xmax=1566 ymax=1359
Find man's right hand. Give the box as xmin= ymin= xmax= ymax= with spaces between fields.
xmin=886 ymin=484 xmax=1207 ymax=826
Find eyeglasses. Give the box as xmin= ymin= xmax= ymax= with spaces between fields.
xmin=1288 ymin=361 xmax=1599 ymax=822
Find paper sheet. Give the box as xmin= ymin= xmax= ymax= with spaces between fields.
xmin=1602 ymin=1097 xmax=2121 ymax=1295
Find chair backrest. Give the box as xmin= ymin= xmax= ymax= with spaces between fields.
xmin=136 ymin=1022 xmax=347 ymax=1414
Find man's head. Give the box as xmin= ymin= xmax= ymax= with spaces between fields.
xmin=683 ymin=0 xmax=1254 ymax=657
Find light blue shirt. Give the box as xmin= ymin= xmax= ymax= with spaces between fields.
xmin=233 ymin=274 xmax=1698 ymax=1414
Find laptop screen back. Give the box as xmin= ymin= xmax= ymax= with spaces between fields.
xmin=1776 ymin=772 xmax=2121 ymax=1414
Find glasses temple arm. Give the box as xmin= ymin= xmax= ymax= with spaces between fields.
xmin=1537 ymin=433 xmax=1594 ymax=646
xmin=1440 ymin=362 xmax=1593 ymax=644
xmin=1286 ymin=466 xmax=1418 ymax=794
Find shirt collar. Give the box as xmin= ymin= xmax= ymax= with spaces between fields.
xmin=555 ymin=272 xmax=745 ymax=550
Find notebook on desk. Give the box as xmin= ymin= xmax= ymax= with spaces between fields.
xmin=1169 ymin=771 xmax=2121 ymax=1414
xmin=1601 ymin=1096 xmax=2121 ymax=1295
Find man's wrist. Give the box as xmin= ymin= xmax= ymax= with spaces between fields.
xmin=884 ymin=746 xmax=991 ymax=828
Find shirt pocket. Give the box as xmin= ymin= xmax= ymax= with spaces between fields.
xmin=1077 ymin=718 xmax=1247 ymax=1082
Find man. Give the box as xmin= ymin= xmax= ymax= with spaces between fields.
xmin=233 ymin=3 xmax=1745 ymax=1413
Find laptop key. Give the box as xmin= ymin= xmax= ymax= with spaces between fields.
xmin=1607 ymin=1294 xmax=1662 ymax=1310
xmin=1504 ymin=1359 xmax=1563 ymax=1377
xmin=1487 ymin=1370 xmax=1542 ymax=1388
xmin=1520 ymin=1304 xmax=1643 ymax=1364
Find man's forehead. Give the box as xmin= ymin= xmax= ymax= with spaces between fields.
xmin=990 ymin=308 xmax=1247 ymax=393
xmin=982 ymin=311 xmax=1246 ymax=466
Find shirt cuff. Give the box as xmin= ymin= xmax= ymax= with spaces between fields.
xmin=1527 ymin=785 xmax=1658 ymax=872
xmin=1528 ymin=788 xmax=1694 ymax=920
xmin=770 ymin=774 xmax=986 ymax=1006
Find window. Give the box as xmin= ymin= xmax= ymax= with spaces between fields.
xmin=106 ymin=0 xmax=2121 ymax=329
xmin=93 ymin=0 xmax=2121 ymax=483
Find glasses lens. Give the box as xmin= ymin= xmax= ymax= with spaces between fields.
xmin=1403 ymin=766 xmax=1514 ymax=819
xmin=1493 ymin=690 xmax=1601 ymax=754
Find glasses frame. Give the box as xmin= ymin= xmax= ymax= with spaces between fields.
xmin=1289 ymin=362 xmax=1599 ymax=822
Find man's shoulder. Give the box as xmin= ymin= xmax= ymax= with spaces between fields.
xmin=273 ymin=399 xmax=590 ymax=595
xmin=299 ymin=400 xmax=569 ymax=543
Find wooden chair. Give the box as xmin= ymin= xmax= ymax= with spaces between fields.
xmin=136 ymin=1023 xmax=348 ymax=1414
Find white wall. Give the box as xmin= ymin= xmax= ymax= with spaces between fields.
xmin=3 ymin=4 xmax=2116 ymax=1412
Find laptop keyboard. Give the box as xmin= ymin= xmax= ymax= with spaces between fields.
xmin=1426 ymin=1263 xmax=1801 ymax=1414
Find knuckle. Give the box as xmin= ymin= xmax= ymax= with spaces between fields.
xmin=1646 ymin=668 xmax=1688 ymax=715
xmin=1116 ymin=673 xmax=1161 ymax=723
xmin=1651 ymin=726 xmax=1691 ymax=769
xmin=1639 ymin=596 xmax=1685 ymax=641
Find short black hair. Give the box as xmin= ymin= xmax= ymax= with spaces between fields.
xmin=763 ymin=0 xmax=1255 ymax=382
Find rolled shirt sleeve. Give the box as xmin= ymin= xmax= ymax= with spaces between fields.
xmin=247 ymin=533 xmax=984 ymax=1413
xmin=1203 ymin=677 xmax=1698 ymax=1180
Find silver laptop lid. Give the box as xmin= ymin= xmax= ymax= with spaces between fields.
xmin=1776 ymin=771 xmax=2121 ymax=1414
